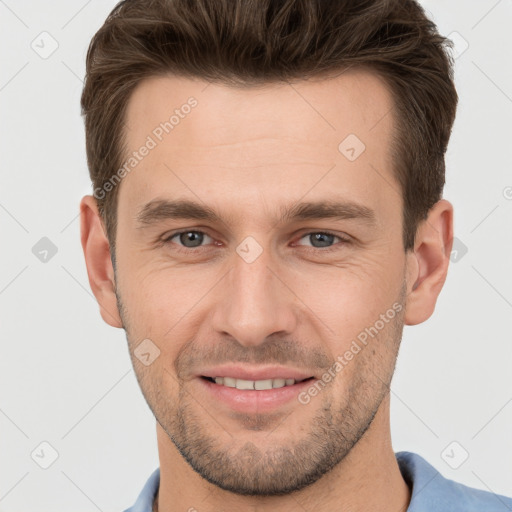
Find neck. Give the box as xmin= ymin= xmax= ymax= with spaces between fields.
xmin=154 ymin=394 xmax=410 ymax=512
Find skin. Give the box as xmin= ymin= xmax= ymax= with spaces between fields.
xmin=80 ymin=70 xmax=453 ymax=512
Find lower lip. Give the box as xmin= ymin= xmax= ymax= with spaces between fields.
xmin=198 ymin=377 xmax=315 ymax=413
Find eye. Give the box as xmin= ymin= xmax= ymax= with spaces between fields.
xmin=295 ymin=231 xmax=350 ymax=250
xmin=161 ymin=229 xmax=350 ymax=254
xmin=164 ymin=230 xmax=215 ymax=249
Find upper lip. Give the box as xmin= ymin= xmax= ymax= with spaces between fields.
xmin=199 ymin=365 xmax=315 ymax=381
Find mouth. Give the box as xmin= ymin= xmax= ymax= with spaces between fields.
xmin=198 ymin=374 xmax=317 ymax=413
xmin=200 ymin=375 xmax=315 ymax=390
xmin=196 ymin=365 xmax=319 ymax=413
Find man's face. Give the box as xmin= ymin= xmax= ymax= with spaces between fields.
xmin=114 ymin=71 xmax=413 ymax=495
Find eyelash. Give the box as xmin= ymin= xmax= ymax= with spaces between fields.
xmin=161 ymin=230 xmax=351 ymax=254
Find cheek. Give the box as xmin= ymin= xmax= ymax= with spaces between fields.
xmin=295 ymin=262 xmax=401 ymax=332
xmin=297 ymin=264 xmax=405 ymax=392
xmin=117 ymin=264 xmax=211 ymax=348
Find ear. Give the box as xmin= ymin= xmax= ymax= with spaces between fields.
xmin=80 ymin=195 xmax=123 ymax=328
xmin=404 ymin=199 xmax=454 ymax=326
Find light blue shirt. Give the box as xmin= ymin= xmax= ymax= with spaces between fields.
xmin=123 ymin=451 xmax=512 ymax=511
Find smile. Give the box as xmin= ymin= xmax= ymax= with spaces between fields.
xmin=202 ymin=376 xmax=313 ymax=390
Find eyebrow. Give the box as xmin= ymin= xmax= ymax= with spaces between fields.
xmin=136 ymin=198 xmax=377 ymax=227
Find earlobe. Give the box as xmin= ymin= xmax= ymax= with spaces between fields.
xmin=404 ymin=199 xmax=454 ymax=326
xmin=80 ymin=195 xmax=123 ymax=328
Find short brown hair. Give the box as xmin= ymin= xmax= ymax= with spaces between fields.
xmin=81 ymin=0 xmax=458 ymax=253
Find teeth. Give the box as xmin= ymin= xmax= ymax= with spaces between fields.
xmin=272 ymin=378 xmax=286 ymax=388
xmin=255 ymin=379 xmax=273 ymax=390
xmin=236 ymin=379 xmax=254 ymax=390
xmin=212 ymin=377 xmax=298 ymax=389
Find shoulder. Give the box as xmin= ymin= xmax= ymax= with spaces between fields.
xmin=396 ymin=451 xmax=512 ymax=512
xmin=122 ymin=467 xmax=160 ymax=512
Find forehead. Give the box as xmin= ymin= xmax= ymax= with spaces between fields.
xmin=119 ymin=70 xmax=398 ymax=221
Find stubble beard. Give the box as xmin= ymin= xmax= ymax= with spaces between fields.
xmin=116 ymin=280 xmax=406 ymax=496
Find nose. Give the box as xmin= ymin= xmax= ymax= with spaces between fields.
xmin=210 ymin=242 xmax=298 ymax=347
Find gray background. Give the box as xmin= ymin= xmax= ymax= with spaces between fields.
xmin=1 ymin=0 xmax=511 ymax=510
